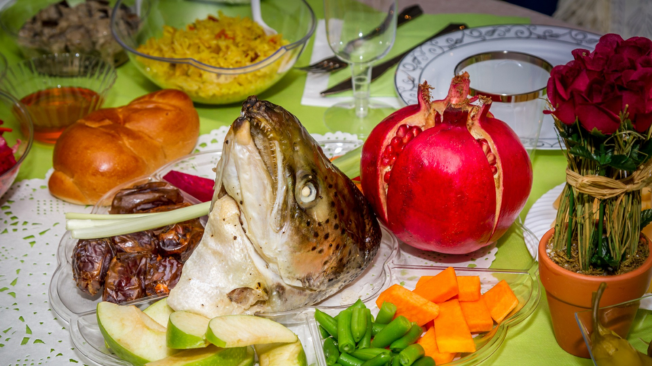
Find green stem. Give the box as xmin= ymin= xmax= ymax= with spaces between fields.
xmin=69 ymin=201 xmax=211 ymax=239
xmin=567 ymin=187 xmax=575 ymax=259
xmin=598 ymin=200 xmax=604 ymax=256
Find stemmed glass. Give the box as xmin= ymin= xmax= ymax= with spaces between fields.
xmin=324 ymin=0 xmax=398 ymax=138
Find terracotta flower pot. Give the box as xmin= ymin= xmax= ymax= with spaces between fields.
xmin=539 ymin=228 xmax=652 ymax=358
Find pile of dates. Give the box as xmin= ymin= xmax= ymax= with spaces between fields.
xmin=71 ymin=182 xmax=204 ymax=303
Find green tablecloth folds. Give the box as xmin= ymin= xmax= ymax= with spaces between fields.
xmin=2 ymin=1 xmax=641 ymax=365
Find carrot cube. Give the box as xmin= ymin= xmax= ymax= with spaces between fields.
xmin=482 ymin=280 xmax=519 ymax=323
xmin=459 ymin=300 xmax=493 ymax=333
xmin=414 ymin=267 xmax=459 ymax=303
xmin=418 ymin=326 xmax=456 ymax=365
xmin=376 ymin=284 xmax=439 ymax=326
xmin=434 ymin=299 xmax=476 ymax=353
xmin=457 ymin=276 xmax=481 ymax=302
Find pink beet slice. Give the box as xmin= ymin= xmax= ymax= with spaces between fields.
xmin=163 ymin=170 xmax=214 ymax=202
xmin=0 ymin=121 xmax=17 ymax=176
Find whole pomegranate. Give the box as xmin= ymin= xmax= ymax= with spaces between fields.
xmin=361 ymin=73 xmax=532 ymax=254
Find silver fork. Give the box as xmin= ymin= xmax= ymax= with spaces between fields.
xmin=295 ymin=4 xmax=423 ymax=73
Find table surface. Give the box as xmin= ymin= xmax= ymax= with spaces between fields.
xmin=0 ymin=0 xmax=602 ymax=365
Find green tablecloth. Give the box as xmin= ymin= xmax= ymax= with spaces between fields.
xmin=3 ymin=1 xmax=600 ymax=365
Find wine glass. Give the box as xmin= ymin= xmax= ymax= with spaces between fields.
xmin=324 ymin=0 xmax=398 ymax=138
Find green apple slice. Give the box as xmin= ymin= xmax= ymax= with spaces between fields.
xmin=206 ymin=315 xmax=298 ymax=348
xmin=145 ymin=345 xmax=254 ymax=366
xmin=255 ymin=341 xmax=307 ymax=366
xmin=144 ymin=298 xmax=175 ymax=328
xmin=167 ymin=311 xmax=210 ymax=349
xmin=97 ymin=302 xmax=176 ymax=365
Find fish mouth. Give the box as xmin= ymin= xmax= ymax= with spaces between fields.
xmin=212 ymin=97 xmax=302 ymax=286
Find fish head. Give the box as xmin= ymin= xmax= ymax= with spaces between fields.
xmin=219 ymin=96 xmax=381 ymax=293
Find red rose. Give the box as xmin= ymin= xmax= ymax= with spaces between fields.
xmin=548 ymin=34 xmax=652 ymax=134
xmin=617 ymin=37 xmax=652 ymax=60
xmin=575 ymin=78 xmax=622 ymax=134
xmin=547 ymin=60 xmax=590 ymax=125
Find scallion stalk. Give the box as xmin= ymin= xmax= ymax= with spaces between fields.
xmin=69 ymin=201 xmax=211 ymax=239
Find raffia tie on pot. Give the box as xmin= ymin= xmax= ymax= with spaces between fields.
xmin=565 ymin=160 xmax=652 ymax=199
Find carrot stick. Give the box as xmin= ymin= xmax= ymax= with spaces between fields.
xmin=413 ymin=267 xmax=458 ymax=303
xmin=459 ymin=299 xmax=493 ymax=333
xmin=434 ymin=299 xmax=476 ymax=353
xmin=417 ymin=326 xmax=456 ymax=365
xmin=482 ymin=280 xmax=518 ymax=323
xmin=376 ymin=284 xmax=439 ymax=326
xmin=457 ymin=276 xmax=481 ymax=302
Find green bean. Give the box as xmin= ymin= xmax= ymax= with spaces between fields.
xmin=361 ymin=353 xmax=391 ymax=366
xmin=337 ymin=308 xmax=356 ymax=353
xmin=320 ymin=325 xmax=331 ymax=339
xmin=358 ymin=309 xmax=372 ymax=349
xmin=392 ymin=355 xmax=401 ymax=366
xmin=370 ymin=316 xmax=412 ymax=348
xmin=338 ymin=353 xmax=364 ymax=366
xmin=352 ymin=348 xmax=391 ymax=361
xmin=390 ymin=323 xmax=423 ymax=352
xmin=351 ymin=307 xmax=367 ymax=342
xmin=315 ymin=309 xmax=338 ymax=340
xmin=372 ymin=322 xmax=386 ymax=336
xmin=398 ymin=344 xmax=425 ymax=366
xmin=412 ymin=356 xmax=435 ymax=366
xmin=324 ymin=338 xmax=340 ymax=365
xmin=376 ymin=301 xmax=397 ymax=324
xmin=349 ymin=299 xmax=367 ymax=311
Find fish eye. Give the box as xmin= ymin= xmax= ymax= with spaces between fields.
xmin=296 ymin=175 xmax=320 ymax=208
xmin=300 ymin=182 xmax=317 ymax=203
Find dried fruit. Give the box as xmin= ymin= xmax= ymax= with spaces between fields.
xmin=110 ymin=182 xmax=184 ymax=214
xmin=72 ymin=238 xmax=115 ymax=296
xmin=103 ymin=252 xmax=148 ymax=303
xmin=361 ymin=73 xmax=532 ymax=254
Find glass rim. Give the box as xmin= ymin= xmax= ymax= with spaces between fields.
xmin=454 ymin=51 xmax=553 ymax=103
xmin=111 ymin=0 xmax=317 ymax=75
xmin=2 ymin=52 xmax=118 ymax=95
xmin=0 ymin=89 xmax=34 ymax=180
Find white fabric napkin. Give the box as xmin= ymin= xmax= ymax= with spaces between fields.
xmin=300 ymin=20 xmax=402 ymax=108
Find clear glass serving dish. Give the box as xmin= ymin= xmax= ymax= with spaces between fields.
xmin=111 ymin=0 xmax=316 ymax=104
xmin=69 ymin=264 xmax=540 ymax=366
xmin=50 ymin=139 xmax=393 ymax=323
xmin=576 ymin=294 xmax=652 ymax=366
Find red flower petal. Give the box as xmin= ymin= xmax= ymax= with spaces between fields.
xmin=576 ymin=103 xmax=621 ymax=135
xmin=633 ymin=111 xmax=652 ymax=132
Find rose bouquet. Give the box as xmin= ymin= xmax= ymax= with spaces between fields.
xmin=548 ymin=34 xmax=652 ymax=274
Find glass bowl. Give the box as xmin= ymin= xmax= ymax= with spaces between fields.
xmin=0 ymin=0 xmax=138 ymax=66
xmin=0 ymin=89 xmax=34 ymax=198
xmin=68 ymin=265 xmax=539 ymax=366
xmin=0 ymin=53 xmax=117 ymax=144
xmin=111 ymin=0 xmax=316 ymax=105
xmin=576 ymin=294 xmax=652 ymax=366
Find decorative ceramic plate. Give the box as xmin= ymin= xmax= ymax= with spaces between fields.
xmin=523 ymin=183 xmax=565 ymax=256
xmin=394 ymin=24 xmax=601 ymax=150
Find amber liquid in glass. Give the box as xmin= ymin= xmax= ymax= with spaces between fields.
xmin=20 ymin=87 xmax=102 ymax=144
